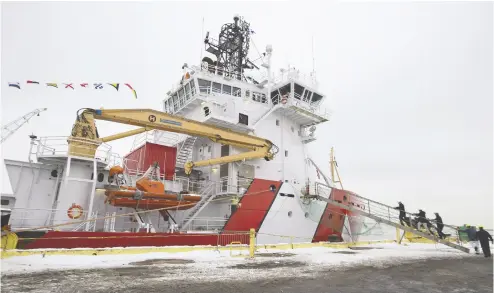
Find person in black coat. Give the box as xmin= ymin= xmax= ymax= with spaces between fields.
xmin=476 ymin=226 xmax=493 ymax=257
xmin=432 ymin=212 xmax=445 ymax=239
xmin=413 ymin=209 xmax=434 ymax=234
xmin=394 ymin=201 xmax=407 ymax=226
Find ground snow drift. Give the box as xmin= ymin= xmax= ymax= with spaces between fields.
xmin=1 ymin=243 xmax=471 ymax=278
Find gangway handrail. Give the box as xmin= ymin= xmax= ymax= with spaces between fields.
xmin=315 ymin=183 xmax=460 ymax=230
xmin=315 ymin=195 xmax=469 ymax=253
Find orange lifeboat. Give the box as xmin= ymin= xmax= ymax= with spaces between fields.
xmin=105 ymin=163 xmax=201 ymax=210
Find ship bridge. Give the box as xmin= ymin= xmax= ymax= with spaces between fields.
xmin=162 ymin=63 xmax=329 ymax=137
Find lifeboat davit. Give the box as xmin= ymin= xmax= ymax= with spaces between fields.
xmin=105 ymin=163 xmax=201 ymax=210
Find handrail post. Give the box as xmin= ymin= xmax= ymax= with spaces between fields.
xmin=249 ymin=228 xmax=256 ymax=259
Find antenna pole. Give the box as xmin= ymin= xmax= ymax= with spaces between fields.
xmin=200 ymin=17 xmax=205 ymax=62
xmin=311 ymin=36 xmax=316 ymax=85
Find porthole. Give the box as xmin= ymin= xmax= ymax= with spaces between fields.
xmin=288 ymin=211 xmax=293 ymax=217
xmin=269 ymin=184 xmax=276 ymax=192
xmin=304 ymin=212 xmax=309 ymax=218
xmin=50 ymin=170 xmax=58 ymax=178
xmin=97 ymin=173 xmax=104 ymax=183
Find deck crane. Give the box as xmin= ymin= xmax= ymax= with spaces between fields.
xmin=68 ymin=108 xmax=278 ymax=175
xmin=1 ymin=108 xmax=47 ymax=144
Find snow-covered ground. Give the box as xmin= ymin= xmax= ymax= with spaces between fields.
xmin=1 ymin=243 xmax=473 ymax=279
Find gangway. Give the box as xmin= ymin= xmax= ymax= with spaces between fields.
xmin=313 ymin=191 xmax=470 ymax=253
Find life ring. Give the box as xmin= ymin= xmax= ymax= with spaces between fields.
xmin=67 ymin=204 xmax=84 ymax=219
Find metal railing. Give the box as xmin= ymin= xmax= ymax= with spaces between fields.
xmin=9 ymin=207 xmax=92 ymax=230
xmin=186 ymin=217 xmax=228 ymax=231
xmin=271 ymin=93 xmax=329 ymax=120
xmin=165 ymin=86 xmax=199 ymax=114
xmin=130 ymin=130 xmax=181 ymax=150
xmin=197 ymin=63 xmax=244 ymax=81
xmin=36 ymin=136 xmax=115 ymax=163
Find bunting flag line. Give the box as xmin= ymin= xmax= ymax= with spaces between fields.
xmin=124 ymin=83 xmax=138 ymax=99
xmin=108 ymin=83 xmax=119 ymax=91
xmin=7 ymin=81 xmax=137 ymax=99
xmin=8 ymin=82 xmax=20 ymax=89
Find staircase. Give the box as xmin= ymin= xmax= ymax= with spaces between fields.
xmin=180 ymin=182 xmax=217 ymax=230
xmin=252 ymin=104 xmax=281 ymax=128
xmin=175 ymin=136 xmax=197 ymax=168
xmin=314 ymin=193 xmax=470 ymax=253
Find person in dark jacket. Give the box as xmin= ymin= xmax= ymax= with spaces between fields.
xmin=413 ymin=210 xmax=434 ymax=234
xmin=476 ymin=226 xmax=493 ymax=257
xmin=394 ymin=201 xmax=407 ymax=226
xmin=432 ymin=212 xmax=445 ymax=239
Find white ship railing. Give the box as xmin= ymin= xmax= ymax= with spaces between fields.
xmin=130 ymin=130 xmax=181 ymax=151
xmin=9 ymin=207 xmax=92 ymax=230
xmin=187 ymin=217 xmax=228 ymax=231
xmin=271 ymin=93 xmax=329 ymax=120
xmin=36 ymin=136 xmax=115 ymax=163
xmin=272 ymin=68 xmax=318 ymax=88
xmin=196 ymin=63 xmax=244 ymax=81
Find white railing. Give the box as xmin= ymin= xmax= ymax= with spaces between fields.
xmin=272 ymin=68 xmax=318 ymax=88
xmin=36 ymin=136 xmax=115 ymax=163
xmin=271 ymin=93 xmax=329 ymax=120
xmin=197 ymin=63 xmax=244 ymax=81
xmin=9 ymin=207 xmax=92 ymax=230
xmin=130 ymin=130 xmax=181 ymax=151
xmin=166 ymin=86 xmax=199 ymax=114
xmin=187 ymin=217 xmax=228 ymax=231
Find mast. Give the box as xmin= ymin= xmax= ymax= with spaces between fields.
xmin=203 ymin=15 xmax=256 ymax=81
xmin=329 ymin=147 xmax=343 ymax=189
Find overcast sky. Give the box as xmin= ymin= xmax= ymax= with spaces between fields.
xmin=1 ymin=2 xmax=492 ymax=228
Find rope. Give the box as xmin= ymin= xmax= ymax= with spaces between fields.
xmin=12 ymin=188 xmax=275 ymax=233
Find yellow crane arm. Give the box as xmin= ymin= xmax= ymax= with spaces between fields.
xmin=68 ymin=108 xmax=278 ymax=175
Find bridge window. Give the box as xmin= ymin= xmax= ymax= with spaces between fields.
xmin=198 ymin=79 xmax=211 ymax=93
xmin=1 ymin=199 xmax=9 ymax=206
xmin=312 ymin=92 xmax=323 ymax=105
xmin=212 ymin=82 xmax=221 ymax=94
xmin=222 ymin=84 xmax=232 ymax=95
xmin=185 ymin=83 xmax=191 ymax=100
xmin=294 ymin=83 xmax=304 ymax=100
xmin=303 ymin=89 xmax=312 ymax=103
xmin=189 ymin=79 xmax=196 ymax=94
xmin=239 ymin=113 xmax=248 ymax=125
xmin=233 ymin=87 xmax=241 ymax=97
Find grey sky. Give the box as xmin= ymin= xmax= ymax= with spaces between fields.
xmin=1 ymin=2 xmax=492 ymax=228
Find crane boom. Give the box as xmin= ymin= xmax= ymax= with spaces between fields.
xmin=1 ymin=108 xmax=47 ymax=144
xmin=68 ymin=108 xmax=278 ymax=174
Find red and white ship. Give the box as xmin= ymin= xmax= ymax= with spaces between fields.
xmin=1 ymin=15 xmax=365 ymax=250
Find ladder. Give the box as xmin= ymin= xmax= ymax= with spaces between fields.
xmin=180 ymin=182 xmax=216 ymax=230
xmin=175 ymin=136 xmax=197 ymax=168
xmin=314 ymin=193 xmax=470 ymax=253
